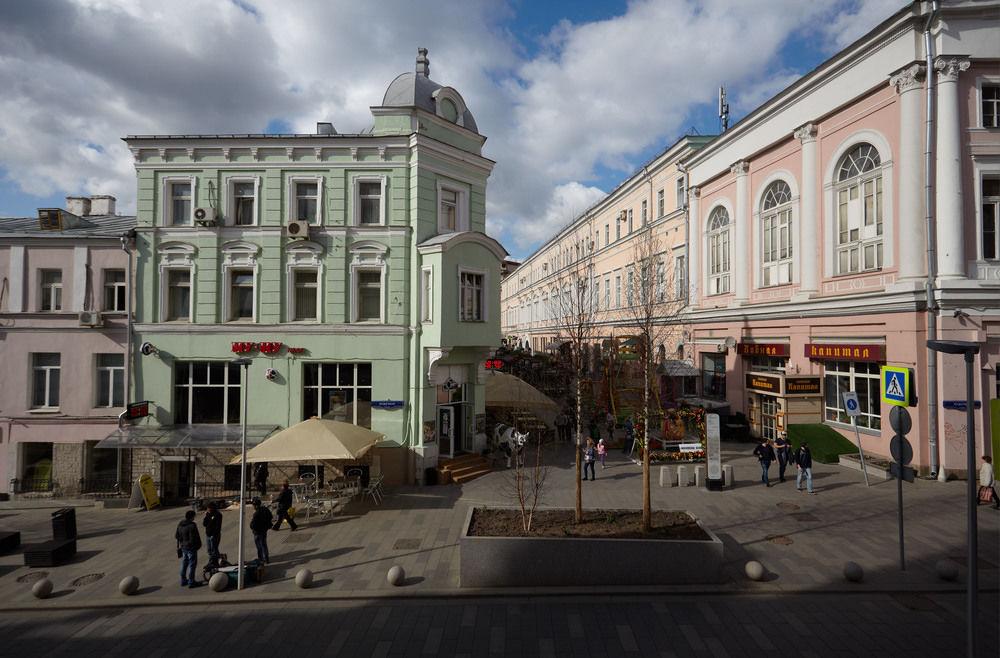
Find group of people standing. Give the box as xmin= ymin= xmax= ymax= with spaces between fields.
xmin=753 ymin=435 xmax=815 ymax=494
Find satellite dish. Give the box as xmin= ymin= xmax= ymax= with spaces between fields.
xmin=724 ymin=336 xmax=737 ymax=349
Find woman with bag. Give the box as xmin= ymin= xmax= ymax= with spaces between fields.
xmin=979 ymin=455 xmax=999 ymax=510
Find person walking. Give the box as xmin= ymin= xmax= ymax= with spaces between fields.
xmin=272 ymin=481 xmax=298 ymax=531
xmin=582 ymin=438 xmax=597 ymax=481
xmin=555 ymin=411 xmax=568 ymax=443
xmin=774 ymin=433 xmax=791 ymax=483
xmin=202 ymin=501 xmax=223 ymax=567
xmin=606 ymin=411 xmax=616 ymax=447
xmin=753 ymin=438 xmax=776 ymax=487
xmin=175 ymin=510 xmax=203 ymax=588
xmin=597 ymin=438 xmax=607 ymax=469
xmin=253 ymin=462 xmax=269 ymax=497
xmin=980 ymin=455 xmax=999 ymax=509
xmin=623 ymin=416 xmax=635 ymax=455
xmin=795 ymin=442 xmax=815 ymax=494
xmin=250 ymin=497 xmax=273 ymax=563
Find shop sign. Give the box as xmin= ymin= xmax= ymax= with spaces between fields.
xmin=371 ymin=400 xmax=404 ymax=410
xmin=785 ymin=376 xmax=822 ymax=396
xmin=737 ymin=343 xmax=790 ymax=357
xmin=745 ymin=373 xmax=781 ymax=394
xmin=804 ymin=343 xmax=885 ymax=362
xmin=230 ymin=341 xmax=306 ymax=355
xmin=483 ymin=359 xmax=504 ymax=370
xmin=137 ymin=473 xmax=160 ymax=510
xmin=126 ymin=400 xmax=150 ymax=420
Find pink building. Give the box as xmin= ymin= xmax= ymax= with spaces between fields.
xmin=685 ymin=1 xmax=1000 ymax=476
xmin=0 ymin=197 xmax=136 ymax=496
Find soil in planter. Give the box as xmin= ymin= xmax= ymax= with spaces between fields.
xmin=468 ymin=508 xmax=710 ymax=541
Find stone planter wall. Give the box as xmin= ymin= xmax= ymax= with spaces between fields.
xmin=460 ymin=507 xmax=725 ymax=588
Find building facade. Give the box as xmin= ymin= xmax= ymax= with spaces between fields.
xmin=0 ymin=197 xmax=135 ymax=495
xmin=115 ymin=50 xmax=505 ymax=498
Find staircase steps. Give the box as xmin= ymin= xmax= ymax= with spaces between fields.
xmin=438 ymin=454 xmax=492 ymax=485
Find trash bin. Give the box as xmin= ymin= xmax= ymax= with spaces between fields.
xmin=51 ymin=508 xmax=77 ymax=541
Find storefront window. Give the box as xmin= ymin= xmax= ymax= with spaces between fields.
xmin=701 ymin=353 xmax=727 ymax=399
xmin=174 ymin=362 xmax=242 ymax=424
xmin=303 ymin=362 xmax=372 ymax=427
xmin=824 ymin=361 xmax=881 ymax=429
xmin=748 ymin=356 xmax=787 ymax=373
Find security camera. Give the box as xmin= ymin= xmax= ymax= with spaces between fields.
xmin=139 ymin=341 xmax=157 ymax=356
xmin=265 ymin=368 xmax=277 ymax=381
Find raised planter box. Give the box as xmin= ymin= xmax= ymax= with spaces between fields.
xmin=460 ymin=507 xmax=724 ymax=587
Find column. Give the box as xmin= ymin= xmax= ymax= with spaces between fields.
xmin=687 ymin=186 xmax=701 ymax=307
xmin=891 ymin=63 xmax=927 ymax=283
xmin=934 ymin=56 xmax=971 ymax=280
xmin=731 ymin=161 xmax=749 ymax=304
xmin=794 ymin=123 xmax=819 ymax=298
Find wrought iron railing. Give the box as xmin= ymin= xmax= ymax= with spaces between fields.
xmin=79 ymin=477 xmax=123 ymax=496
xmin=10 ymin=478 xmax=54 ymax=494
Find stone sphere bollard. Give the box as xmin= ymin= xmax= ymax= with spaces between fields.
xmin=386 ymin=565 xmax=405 ymax=587
xmin=744 ymin=561 xmax=765 ymax=582
xmin=118 ymin=576 xmax=139 ymax=596
xmin=935 ymin=559 xmax=959 ymax=582
xmin=843 ymin=561 xmax=864 ymax=583
xmin=295 ymin=569 xmax=314 ymax=589
xmin=209 ymin=572 xmax=229 ymax=592
xmin=32 ymin=578 xmax=54 ymax=599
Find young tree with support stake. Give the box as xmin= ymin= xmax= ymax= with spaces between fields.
xmin=618 ymin=226 xmax=686 ymax=532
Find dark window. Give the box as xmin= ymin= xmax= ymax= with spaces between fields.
xmin=174 ymin=361 xmax=241 ymax=424
xmin=701 ymin=353 xmax=727 ymax=400
xmin=302 ymin=362 xmax=373 ymax=427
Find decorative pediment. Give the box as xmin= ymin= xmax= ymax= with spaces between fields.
xmin=350 ymin=240 xmax=389 ymax=266
xmin=285 ymin=240 xmax=324 ymax=267
xmin=158 ymin=242 xmax=196 ymax=267
xmin=221 ymin=240 xmax=260 ymax=266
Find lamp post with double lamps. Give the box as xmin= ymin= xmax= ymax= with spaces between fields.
xmin=230 ymin=357 xmax=252 ymax=590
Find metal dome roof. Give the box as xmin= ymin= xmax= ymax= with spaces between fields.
xmin=381 ymin=48 xmax=479 ymax=134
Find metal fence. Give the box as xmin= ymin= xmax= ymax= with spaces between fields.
xmin=10 ymin=478 xmax=54 ymax=494
xmin=79 ymin=477 xmax=122 ymax=495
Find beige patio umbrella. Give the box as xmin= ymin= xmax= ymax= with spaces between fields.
xmin=485 ymin=371 xmax=560 ymax=428
xmin=232 ymin=418 xmax=384 ymax=463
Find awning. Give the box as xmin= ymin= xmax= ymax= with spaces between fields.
xmin=231 ymin=418 xmax=384 ymax=464
xmin=658 ymin=360 xmax=700 ymax=377
xmin=95 ymin=424 xmax=280 ymax=449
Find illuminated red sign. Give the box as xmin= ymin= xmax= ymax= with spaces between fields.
xmin=126 ymin=401 xmax=150 ymax=419
xmin=230 ymin=342 xmax=305 ymax=356
xmin=484 ymin=359 xmax=504 ymax=370
xmin=737 ymin=343 xmax=790 ymax=357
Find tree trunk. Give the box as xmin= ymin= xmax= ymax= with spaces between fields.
xmin=641 ymin=345 xmax=651 ymax=533
xmin=575 ymin=373 xmax=583 ymax=523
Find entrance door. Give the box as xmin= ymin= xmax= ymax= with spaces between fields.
xmin=461 ymin=404 xmax=474 ymax=453
xmin=760 ymin=396 xmax=778 ymax=440
xmin=160 ymin=460 xmax=194 ymax=504
xmin=438 ymin=406 xmax=455 ymax=459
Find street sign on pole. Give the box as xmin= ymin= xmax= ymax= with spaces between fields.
xmin=888 ymin=406 xmax=912 ymax=572
xmin=841 ymin=391 xmax=870 ymax=487
xmin=880 ymin=365 xmax=911 ymax=407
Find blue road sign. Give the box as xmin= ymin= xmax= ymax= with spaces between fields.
xmin=942 ymin=400 xmax=981 ymax=411
xmin=881 ymin=366 xmax=908 ymax=406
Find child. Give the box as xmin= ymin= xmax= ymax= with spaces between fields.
xmin=597 ymin=438 xmax=607 ymax=469
xmin=583 ymin=438 xmax=596 ymax=481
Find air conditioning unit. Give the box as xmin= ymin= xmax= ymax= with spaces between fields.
xmin=79 ymin=311 xmax=103 ymax=327
xmin=286 ymin=220 xmax=310 ymax=239
xmin=193 ymin=207 xmax=217 ymax=226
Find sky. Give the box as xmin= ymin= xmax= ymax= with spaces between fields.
xmin=0 ymin=0 xmax=906 ymax=259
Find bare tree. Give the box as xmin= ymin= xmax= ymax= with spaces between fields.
xmin=502 ymin=435 xmax=548 ymax=532
xmin=617 ymin=225 xmax=686 ymax=532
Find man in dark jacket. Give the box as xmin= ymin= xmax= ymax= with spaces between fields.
xmin=272 ymin=481 xmax=298 ymax=531
xmin=202 ymin=502 xmax=223 ymax=566
xmin=795 ymin=442 xmax=815 ymax=494
xmin=253 ymin=462 xmax=269 ymax=497
xmin=175 ymin=510 xmax=203 ymax=588
xmin=774 ymin=434 xmax=791 ymax=482
xmin=753 ymin=438 xmax=776 ymax=487
xmin=249 ymin=497 xmax=273 ymax=564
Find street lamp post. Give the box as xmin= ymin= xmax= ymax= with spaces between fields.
xmin=231 ymin=357 xmax=252 ymax=591
xmin=926 ymin=339 xmax=979 ymax=658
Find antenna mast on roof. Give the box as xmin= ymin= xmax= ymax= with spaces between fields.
xmin=719 ymin=86 xmax=730 ymax=133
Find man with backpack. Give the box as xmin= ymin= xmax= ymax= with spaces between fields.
xmin=250 ymin=497 xmax=273 ymax=564
xmin=175 ymin=509 xmax=203 ymax=588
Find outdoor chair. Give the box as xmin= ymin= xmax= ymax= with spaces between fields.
xmin=363 ymin=475 xmax=385 ymax=505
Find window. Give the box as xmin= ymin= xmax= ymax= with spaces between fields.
xmin=421 ymin=268 xmax=433 ymax=322
xmin=232 ymin=181 xmax=255 ymax=226
xmin=656 ymin=259 xmax=665 ymax=302
xmin=628 ymin=209 xmax=633 ymax=233
xmin=604 ymin=276 xmax=611 ymax=309
xmin=748 ymin=355 xmax=787 ymax=374
xmin=824 ymin=360 xmax=881 ymax=430
xmin=228 ymin=269 xmax=254 ymax=321
xmin=169 ymin=182 xmax=192 ymax=226
xmin=701 ymin=353 xmax=726 ymax=400
xmin=626 ymin=266 xmax=634 ymax=306
xmin=440 ymin=188 xmax=458 ymax=232
xmin=356 ymin=270 xmax=382 ymax=322
xmin=295 ymin=182 xmax=319 ymax=223
xmin=103 ymin=269 xmax=126 ymax=312
xmin=96 ymin=353 xmax=124 ymax=407
xmin=616 ymin=219 xmax=621 ymax=241
xmin=835 ymin=143 xmax=883 ymax=274
xmin=641 ymin=200 xmax=647 ymax=226
xmin=40 ymin=270 xmax=62 ymax=311
xmin=676 ymin=177 xmax=686 ymax=210
xmin=174 ymin=362 xmax=242 ymax=424
xmin=32 ymin=353 xmax=60 ymax=408
xmin=615 ymin=275 xmax=621 ymax=308
xmin=293 ymin=270 xmax=319 ymax=321
xmin=302 ymin=362 xmax=372 ymax=427
xmin=358 ymin=180 xmax=383 ymax=225
xmin=166 ymin=270 xmax=191 ymax=321
xmin=675 ymin=255 xmax=687 ymax=300
xmin=657 ymin=189 xmax=665 ymax=217
xmin=983 ymin=84 xmax=1000 ymax=128
xmin=604 ymin=224 xmax=610 ymax=246
xmin=761 ymin=180 xmax=793 ymax=286
xmin=983 ymin=177 xmax=999 ymax=260
xmin=594 ymin=279 xmax=600 ymax=311
xmin=460 ymin=271 xmax=484 ymax=321
xmin=707 ymin=206 xmax=731 ymax=295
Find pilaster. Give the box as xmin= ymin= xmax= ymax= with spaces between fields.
xmin=890 ymin=64 xmax=928 ymax=287
xmin=731 ymin=161 xmax=749 ymax=304
xmin=934 ymin=56 xmax=971 ymax=280
xmin=687 ymin=186 xmax=701 ymax=307
xmin=794 ymin=124 xmax=819 ymax=299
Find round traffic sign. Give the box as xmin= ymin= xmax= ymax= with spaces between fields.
xmin=890 ymin=435 xmax=913 ymax=465
xmin=889 ymin=406 xmax=912 ymax=435
xmin=845 ymin=398 xmax=858 ymax=412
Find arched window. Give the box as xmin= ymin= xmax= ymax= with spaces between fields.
xmin=835 ymin=143 xmax=883 ymax=273
xmin=760 ymin=180 xmax=793 ymax=286
xmin=707 ymin=206 xmax=731 ymax=295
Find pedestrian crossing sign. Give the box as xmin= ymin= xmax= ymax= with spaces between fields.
xmin=880 ymin=365 xmax=910 ymax=407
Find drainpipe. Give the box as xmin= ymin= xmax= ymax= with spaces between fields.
xmin=677 ymin=161 xmax=690 ymax=307
xmin=119 ymin=231 xmax=135 ymax=489
xmin=923 ymin=0 xmax=943 ymax=480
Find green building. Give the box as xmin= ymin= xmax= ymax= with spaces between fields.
xmin=116 ymin=49 xmax=506 ymax=498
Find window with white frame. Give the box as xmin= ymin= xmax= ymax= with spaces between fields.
xmin=302 ymin=362 xmax=372 ymax=427
xmin=439 ymin=187 xmax=460 ymax=232
xmin=103 ymin=269 xmax=126 ymax=312
xmin=165 ymin=269 xmax=191 ymax=321
xmin=760 ymin=180 xmax=793 ymax=286
xmin=594 ymin=279 xmax=600 ymax=311
xmin=656 ymin=259 xmax=665 ymax=302
xmin=626 ymin=266 xmax=634 ymax=306
xmin=657 ymin=189 xmax=665 ymax=217
xmin=983 ymin=84 xmax=999 ymax=128
xmin=615 ymin=274 xmax=621 ymax=308
xmin=835 ymin=143 xmax=883 ymax=274
xmin=295 ymin=181 xmax=319 ymax=223
xmin=169 ymin=181 xmax=192 ymax=226
xmin=355 ymin=270 xmax=382 ymax=322
xmin=231 ymin=181 xmax=256 ymax=226
xmin=676 ymin=177 xmax=686 ymax=210
xmin=641 ymin=200 xmax=647 ymax=226
xmin=460 ymin=270 xmax=484 ymax=322
xmin=604 ymin=276 xmax=610 ymax=309
xmin=31 ymin=353 xmax=60 ymax=409
xmin=628 ymin=209 xmax=633 ymax=233
xmin=707 ymin=206 xmax=731 ymax=295
xmin=292 ymin=269 xmax=319 ymax=321
xmin=228 ymin=269 xmax=255 ymax=321
xmin=675 ymin=255 xmax=687 ymax=299
xmin=616 ymin=219 xmax=621 ymax=241
xmin=421 ymin=267 xmax=433 ymax=322
xmin=357 ymin=179 xmax=384 ymax=226
xmin=95 ymin=353 xmax=124 ymax=408
xmin=174 ymin=361 xmax=242 ymax=424
xmin=40 ymin=269 xmax=62 ymax=311
xmin=604 ymin=224 xmax=609 ymax=246
xmin=824 ymin=360 xmax=881 ymax=430
xmin=983 ymin=176 xmax=999 ymax=260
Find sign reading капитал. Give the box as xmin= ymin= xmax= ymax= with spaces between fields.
xmin=804 ymin=343 xmax=886 ymax=363
xmin=785 ymin=376 xmax=822 ymax=396
xmin=745 ymin=373 xmax=781 ymax=394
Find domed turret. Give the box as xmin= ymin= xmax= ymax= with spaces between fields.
xmin=381 ymin=48 xmax=479 ymax=134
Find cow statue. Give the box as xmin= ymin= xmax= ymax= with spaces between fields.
xmin=493 ymin=424 xmax=529 ymax=468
